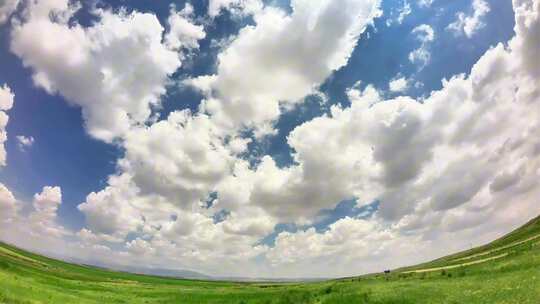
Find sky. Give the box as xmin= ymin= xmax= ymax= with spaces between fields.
xmin=0 ymin=0 xmax=538 ymax=279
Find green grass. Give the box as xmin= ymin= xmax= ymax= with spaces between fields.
xmin=1 ymin=215 xmax=540 ymax=303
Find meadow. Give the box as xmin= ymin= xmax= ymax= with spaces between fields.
xmin=1 ymin=216 xmax=539 ymax=304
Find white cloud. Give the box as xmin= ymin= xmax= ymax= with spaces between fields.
xmin=417 ymin=0 xmax=433 ymax=8
xmin=16 ymin=135 xmax=34 ymax=151
xmin=119 ymin=110 xmax=238 ymax=207
xmin=10 ymin=0 xmax=202 ymax=142
xmin=0 ymin=84 xmax=14 ymax=110
xmin=165 ymin=4 xmax=206 ymax=51
xmin=0 ymin=184 xmax=69 ymax=247
xmin=207 ymin=0 xmax=263 ymax=18
xmin=77 ymin=174 xmax=147 ymax=238
xmin=77 ymin=170 xmax=273 ymax=275
xmin=0 ymin=183 xmax=17 ymax=224
xmin=75 ymin=115 xmax=275 ymax=272
xmin=0 ymin=0 xmax=19 ymax=24
xmin=0 ymin=84 xmax=14 ymax=166
xmin=26 ymin=186 xmax=69 ymax=238
xmin=191 ymin=0 xmax=382 ymax=136
xmin=126 ymin=238 xmax=156 ymax=256
xmin=266 ymin=217 xmax=406 ymax=277
xmin=409 ymin=24 xmax=435 ymax=67
xmin=389 ymin=76 xmax=410 ymax=92
xmin=397 ymin=1 xmax=412 ymax=24
xmin=447 ymin=0 xmax=491 ymax=38
xmin=386 ymin=0 xmax=412 ymax=26
xmin=279 ymin=38 xmax=539 ymax=222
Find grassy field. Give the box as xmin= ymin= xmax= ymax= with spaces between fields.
xmin=1 ymin=216 xmax=540 ymax=303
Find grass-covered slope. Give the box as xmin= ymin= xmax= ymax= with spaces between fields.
xmin=1 ymin=215 xmax=540 ymax=304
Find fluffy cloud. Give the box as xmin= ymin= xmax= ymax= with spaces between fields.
xmin=447 ymin=0 xmax=491 ymax=38
xmin=16 ymin=135 xmax=34 ymax=151
xmin=389 ymin=76 xmax=410 ymax=92
xmin=417 ymin=0 xmax=434 ymax=8
xmin=0 ymin=0 xmax=19 ymax=24
xmin=409 ymin=24 xmax=434 ymax=67
xmin=77 ymin=174 xmax=148 ymax=238
xmin=207 ymin=0 xmax=262 ymax=18
xmin=77 ymin=170 xmax=273 ymax=275
xmin=266 ymin=217 xmax=411 ymax=277
xmin=29 ymin=186 xmax=67 ymax=238
xmin=271 ymin=38 xmax=539 ymax=223
xmin=0 ymin=183 xmax=17 ymax=224
xmin=165 ymin=4 xmax=206 ymax=51
xmin=10 ymin=0 xmax=204 ymax=142
xmin=0 ymin=184 xmax=68 ymax=249
xmin=75 ymin=111 xmax=274 ymax=269
xmin=119 ymin=111 xmax=238 ymax=207
xmin=0 ymin=84 xmax=14 ymax=166
xmin=191 ymin=0 xmax=381 ymax=136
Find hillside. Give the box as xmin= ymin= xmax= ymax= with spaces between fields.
xmin=1 ymin=215 xmax=540 ymax=303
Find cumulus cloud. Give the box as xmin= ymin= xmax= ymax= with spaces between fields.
xmin=120 ymin=111 xmax=238 ymax=207
xmin=16 ymin=135 xmax=34 ymax=151
xmin=207 ymin=0 xmax=263 ymax=18
xmin=447 ymin=0 xmax=491 ymax=38
xmin=0 ymin=184 xmax=68 ymax=249
xmin=279 ymin=38 xmax=539 ymax=222
xmin=190 ymin=0 xmax=382 ymax=136
xmin=77 ymin=170 xmax=272 ymax=275
xmin=76 ymin=110 xmax=275 ymax=272
xmin=409 ymin=24 xmax=435 ymax=67
xmin=0 ymin=183 xmax=17 ymax=224
xmin=388 ymin=76 xmax=410 ymax=92
xmin=10 ymin=0 xmax=204 ymax=142
xmin=0 ymin=84 xmax=14 ymax=166
xmin=0 ymin=0 xmax=19 ymax=24
xmin=165 ymin=4 xmax=206 ymax=51
xmin=417 ymin=0 xmax=434 ymax=8
xmin=29 ymin=186 xmax=68 ymax=237
xmin=77 ymin=174 xmax=148 ymax=238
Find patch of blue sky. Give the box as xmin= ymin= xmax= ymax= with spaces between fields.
xmin=313 ymin=199 xmax=380 ymax=233
xmin=258 ymin=223 xmax=299 ymax=247
xmin=213 ymin=209 xmax=231 ymax=224
xmin=203 ymin=191 xmax=219 ymax=208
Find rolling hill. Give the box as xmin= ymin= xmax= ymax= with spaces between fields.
xmin=1 ymin=215 xmax=539 ymax=303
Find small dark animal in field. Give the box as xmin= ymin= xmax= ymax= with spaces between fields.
xmin=384 ymin=270 xmax=391 ymax=274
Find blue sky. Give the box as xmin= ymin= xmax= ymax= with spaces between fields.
xmin=0 ymin=0 xmax=537 ymax=278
